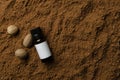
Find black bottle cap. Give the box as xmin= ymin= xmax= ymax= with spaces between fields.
xmin=30 ymin=27 xmax=45 ymax=44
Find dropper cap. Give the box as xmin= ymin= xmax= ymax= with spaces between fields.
xmin=30 ymin=27 xmax=45 ymax=44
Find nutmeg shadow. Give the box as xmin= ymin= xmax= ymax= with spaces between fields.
xmin=14 ymin=29 xmax=20 ymax=36
xmin=27 ymin=43 xmax=34 ymax=49
xmin=18 ymin=55 xmax=30 ymax=65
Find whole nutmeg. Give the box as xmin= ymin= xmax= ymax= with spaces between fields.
xmin=15 ymin=49 xmax=28 ymax=59
xmin=23 ymin=34 xmax=32 ymax=48
xmin=7 ymin=25 xmax=19 ymax=35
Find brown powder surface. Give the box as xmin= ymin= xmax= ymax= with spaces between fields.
xmin=0 ymin=0 xmax=120 ymax=80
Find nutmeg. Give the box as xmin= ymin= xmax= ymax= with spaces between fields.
xmin=7 ymin=25 xmax=19 ymax=35
xmin=23 ymin=34 xmax=32 ymax=48
xmin=15 ymin=49 xmax=28 ymax=59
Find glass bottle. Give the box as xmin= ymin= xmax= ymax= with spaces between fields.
xmin=31 ymin=27 xmax=52 ymax=63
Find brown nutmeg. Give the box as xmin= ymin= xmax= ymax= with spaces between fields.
xmin=7 ymin=25 xmax=19 ymax=35
xmin=23 ymin=34 xmax=32 ymax=48
xmin=15 ymin=49 xmax=28 ymax=59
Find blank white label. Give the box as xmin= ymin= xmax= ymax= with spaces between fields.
xmin=35 ymin=41 xmax=52 ymax=59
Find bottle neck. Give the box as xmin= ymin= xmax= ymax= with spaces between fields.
xmin=34 ymin=38 xmax=46 ymax=44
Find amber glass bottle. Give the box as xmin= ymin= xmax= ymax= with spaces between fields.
xmin=31 ymin=27 xmax=52 ymax=63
